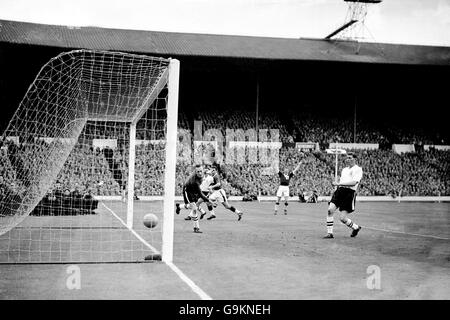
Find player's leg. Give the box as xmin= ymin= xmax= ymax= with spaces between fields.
xmin=182 ymin=190 xmax=197 ymax=220
xmin=339 ymin=189 xmax=361 ymax=237
xmin=183 ymin=203 xmax=194 ymax=220
xmin=275 ymin=186 xmax=283 ymax=214
xmin=206 ymin=192 xmax=218 ymax=220
xmin=283 ymin=189 xmax=289 ymax=214
xmin=182 ymin=201 xmax=194 ymax=220
xmin=175 ymin=202 xmax=189 ymax=214
xmin=224 ymin=204 xmax=243 ymax=220
xmin=220 ymin=190 xmax=243 ymax=221
xmin=176 ymin=187 xmax=191 ymax=215
xmin=207 ymin=191 xmax=220 ymax=220
xmin=196 ymin=198 xmax=208 ymax=220
xmin=325 ymin=186 xmax=344 ymax=238
xmin=338 ymin=210 xmax=361 ymax=237
xmin=189 ymin=202 xmax=202 ymax=233
xmin=274 ymin=197 xmax=281 ymax=215
xmin=324 ymin=202 xmax=337 ymax=238
xmin=222 ymin=202 xmax=243 ymax=221
xmin=175 ymin=202 xmax=185 ymax=214
xmin=206 ymin=199 xmax=216 ymax=220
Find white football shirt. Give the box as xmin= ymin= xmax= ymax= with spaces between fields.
xmin=339 ymin=165 xmax=363 ymax=191
xmin=200 ymin=175 xmax=214 ymax=192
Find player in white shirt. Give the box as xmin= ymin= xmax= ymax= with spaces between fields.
xmin=197 ymin=168 xmax=216 ymax=220
xmin=324 ymin=152 xmax=363 ymax=238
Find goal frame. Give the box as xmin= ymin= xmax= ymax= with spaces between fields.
xmin=0 ymin=50 xmax=180 ymax=264
xmin=161 ymin=59 xmax=180 ymax=263
xmin=125 ymin=58 xmax=180 ymax=263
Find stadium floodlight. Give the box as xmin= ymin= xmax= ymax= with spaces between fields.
xmin=326 ymin=147 xmax=347 ymax=182
xmin=325 ymin=0 xmax=382 ymax=41
xmin=0 ymin=50 xmax=179 ymax=264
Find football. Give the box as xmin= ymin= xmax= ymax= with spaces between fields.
xmin=143 ymin=213 xmax=158 ymax=228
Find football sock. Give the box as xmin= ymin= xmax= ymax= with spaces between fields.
xmin=275 ymin=202 xmax=279 ymax=212
xmin=344 ymin=218 xmax=359 ymax=230
xmin=327 ymin=216 xmax=334 ymax=234
xmin=229 ymin=206 xmax=241 ymax=214
xmin=346 ymin=219 xmax=359 ymax=230
xmin=192 ymin=213 xmax=199 ymax=229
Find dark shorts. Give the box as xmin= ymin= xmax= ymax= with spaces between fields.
xmin=330 ymin=187 xmax=357 ymax=213
xmin=201 ymin=191 xmax=210 ymax=198
xmin=183 ymin=187 xmax=201 ymax=205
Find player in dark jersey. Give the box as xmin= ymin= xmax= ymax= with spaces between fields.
xmin=203 ymin=164 xmax=243 ymax=221
xmin=178 ymin=166 xmax=213 ymax=221
xmin=175 ymin=164 xmax=211 ymax=233
xmin=274 ymin=153 xmax=304 ymax=215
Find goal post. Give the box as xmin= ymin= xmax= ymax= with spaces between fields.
xmin=0 ymin=50 xmax=180 ymax=264
xmin=161 ymin=59 xmax=180 ymax=263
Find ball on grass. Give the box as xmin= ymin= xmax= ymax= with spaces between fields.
xmin=143 ymin=213 xmax=158 ymax=228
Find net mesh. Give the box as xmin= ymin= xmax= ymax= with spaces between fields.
xmin=0 ymin=50 xmax=171 ymax=263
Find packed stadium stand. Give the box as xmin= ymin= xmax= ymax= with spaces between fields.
xmin=1 ymin=108 xmax=448 ymax=201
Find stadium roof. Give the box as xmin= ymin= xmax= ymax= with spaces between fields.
xmin=0 ymin=19 xmax=449 ymax=66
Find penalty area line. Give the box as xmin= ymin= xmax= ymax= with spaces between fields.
xmin=102 ymin=202 xmax=212 ymax=300
xmin=363 ymin=225 xmax=449 ymax=240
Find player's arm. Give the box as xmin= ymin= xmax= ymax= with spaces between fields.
xmin=209 ymin=175 xmax=221 ymax=190
xmin=195 ymin=183 xmax=211 ymax=202
xmin=292 ymin=161 xmax=302 ymax=175
xmin=334 ymin=180 xmax=358 ymax=187
xmin=292 ymin=152 xmax=305 ymax=176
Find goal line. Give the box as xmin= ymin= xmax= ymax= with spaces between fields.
xmin=102 ymin=202 xmax=212 ymax=300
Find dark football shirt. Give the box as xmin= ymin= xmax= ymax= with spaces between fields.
xmin=184 ymin=173 xmax=209 ymax=202
xmin=278 ymin=171 xmax=294 ymax=186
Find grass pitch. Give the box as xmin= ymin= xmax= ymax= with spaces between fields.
xmin=1 ymin=201 xmax=449 ymax=299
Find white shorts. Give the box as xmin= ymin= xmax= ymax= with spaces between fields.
xmin=276 ymin=185 xmax=290 ymax=198
xmin=209 ymin=189 xmax=228 ymax=204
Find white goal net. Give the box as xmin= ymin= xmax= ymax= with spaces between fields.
xmin=0 ymin=50 xmax=179 ymax=263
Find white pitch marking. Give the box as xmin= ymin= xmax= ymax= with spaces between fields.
xmin=102 ymin=202 xmax=160 ymax=254
xmin=102 ymin=202 xmax=212 ymax=300
xmin=363 ymin=225 xmax=449 ymax=240
xmin=165 ymin=261 xmax=212 ymax=300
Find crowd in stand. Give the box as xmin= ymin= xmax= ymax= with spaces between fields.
xmin=291 ymin=113 xmax=389 ymax=146
xmin=183 ymin=110 xmax=447 ymax=146
xmin=27 ymin=144 xmax=449 ymax=198
xmin=192 ymin=111 xmax=290 ymax=142
xmin=0 ymin=109 xmax=449 ymax=207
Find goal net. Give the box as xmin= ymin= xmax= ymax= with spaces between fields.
xmin=0 ymin=50 xmax=179 ymax=263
